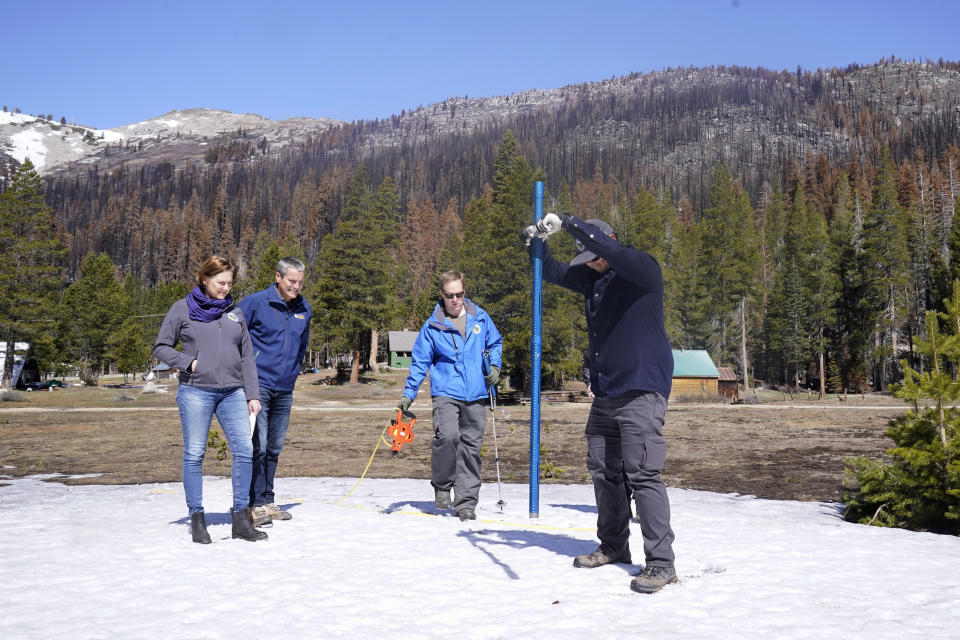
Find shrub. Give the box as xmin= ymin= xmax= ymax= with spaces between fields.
xmin=843 ymin=284 xmax=960 ymax=534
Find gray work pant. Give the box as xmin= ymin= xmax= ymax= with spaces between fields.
xmin=585 ymin=391 xmax=675 ymax=567
xmin=431 ymin=396 xmax=487 ymax=511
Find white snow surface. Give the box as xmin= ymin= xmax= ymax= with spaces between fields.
xmin=0 ymin=110 xmax=122 ymax=171
xmin=1 ymin=474 xmax=958 ymax=639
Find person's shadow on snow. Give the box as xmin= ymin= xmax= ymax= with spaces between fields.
xmin=169 ymin=503 xmax=300 ymax=526
xmin=549 ymin=503 xmax=598 ymax=514
xmin=457 ymin=529 xmax=636 ymax=579
xmin=381 ymin=500 xmax=453 ymax=515
xmin=171 ymin=512 xmax=231 ymax=526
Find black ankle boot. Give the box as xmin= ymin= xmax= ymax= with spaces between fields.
xmin=232 ymin=508 xmax=268 ymax=541
xmin=191 ymin=512 xmax=211 ymax=544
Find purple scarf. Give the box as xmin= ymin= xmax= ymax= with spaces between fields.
xmin=186 ymin=285 xmax=233 ymax=322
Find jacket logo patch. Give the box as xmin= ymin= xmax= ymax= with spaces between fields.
xmin=294 ymin=313 xmax=306 ymax=320
xmin=472 ymin=325 xmax=481 ymax=334
xmin=227 ymin=312 xmax=239 ymax=322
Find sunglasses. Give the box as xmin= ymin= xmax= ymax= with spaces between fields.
xmin=442 ymin=291 xmax=465 ymax=300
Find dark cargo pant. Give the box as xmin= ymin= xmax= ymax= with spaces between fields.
xmin=585 ymin=390 xmax=675 ymax=567
xmin=431 ymin=396 xmax=487 ymax=511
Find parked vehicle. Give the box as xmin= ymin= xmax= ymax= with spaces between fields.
xmin=17 ymin=379 xmax=63 ymax=391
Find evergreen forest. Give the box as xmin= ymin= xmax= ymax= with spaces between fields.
xmin=3 ymin=60 xmax=960 ymax=394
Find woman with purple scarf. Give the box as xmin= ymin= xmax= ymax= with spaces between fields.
xmin=153 ymin=256 xmax=266 ymax=544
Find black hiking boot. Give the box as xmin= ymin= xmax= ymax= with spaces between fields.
xmin=630 ymin=565 xmax=678 ymax=593
xmin=232 ymin=508 xmax=268 ymax=541
xmin=573 ymin=544 xmax=631 ymax=568
xmin=434 ymin=488 xmax=452 ymax=509
xmin=457 ymin=508 xmax=476 ymax=521
xmin=191 ymin=512 xmax=211 ymax=544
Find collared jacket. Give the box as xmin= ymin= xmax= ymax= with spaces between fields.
xmin=539 ymin=216 xmax=673 ymax=399
xmin=152 ymin=299 xmax=260 ymax=401
xmin=402 ymin=299 xmax=503 ymax=403
xmin=237 ymin=284 xmax=312 ymax=392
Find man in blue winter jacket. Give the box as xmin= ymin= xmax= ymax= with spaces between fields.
xmin=523 ymin=214 xmax=677 ymax=594
xmin=399 ymin=270 xmax=502 ymax=521
xmin=238 ymin=257 xmax=312 ymax=526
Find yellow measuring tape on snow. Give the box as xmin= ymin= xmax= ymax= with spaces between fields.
xmin=329 ymin=413 xmax=594 ymax=533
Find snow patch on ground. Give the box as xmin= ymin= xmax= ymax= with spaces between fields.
xmin=1 ymin=475 xmax=958 ymax=639
xmin=7 ymin=127 xmax=49 ymax=169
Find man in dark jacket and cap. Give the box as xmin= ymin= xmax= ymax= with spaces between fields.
xmin=522 ymin=214 xmax=677 ymax=594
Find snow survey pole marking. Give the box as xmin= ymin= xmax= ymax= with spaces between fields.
xmin=530 ymin=180 xmax=544 ymax=518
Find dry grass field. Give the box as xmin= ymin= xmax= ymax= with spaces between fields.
xmin=0 ymin=369 xmax=905 ymax=502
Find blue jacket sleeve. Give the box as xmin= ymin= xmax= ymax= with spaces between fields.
xmin=237 ymin=295 xmax=255 ymax=327
xmin=485 ymin=315 xmax=503 ymax=368
xmin=403 ymin=325 xmax=434 ymax=400
xmin=295 ymin=302 xmax=312 ymax=369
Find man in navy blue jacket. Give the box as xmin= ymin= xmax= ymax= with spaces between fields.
xmin=238 ymin=257 xmax=312 ymax=526
xmin=523 ymin=215 xmax=677 ymax=594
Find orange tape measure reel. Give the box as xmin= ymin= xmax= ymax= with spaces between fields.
xmin=388 ymin=409 xmax=416 ymax=454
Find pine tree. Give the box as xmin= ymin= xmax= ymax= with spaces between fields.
xmin=766 ymin=256 xmax=808 ymax=387
xmin=312 ymin=170 xmax=402 ymax=383
xmin=233 ymin=231 xmax=275 ymax=297
xmin=622 ymin=188 xmax=671 ymax=265
xmin=699 ymin=164 xmax=761 ymax=384
xmin=367 ymin=176 xmax=405 ymax=373
xmin=253 ymin=242 xmax=282 ymax=292
xmin=663 ymin=220 xmax=710 ymax=350
xmin=860 ymin=146 xmax=912 ymax=390
xmin=57 ymin=253 xmax=129 ymax=383
xmin=826 ymin=359 xmax=843 ymax=394
xmin=829 ymin=172 xmax=861 ymax=390
xmin=0 ymin=160 xmax=65 ymax=389
xmin=791 ymin=184 xmax=837 ymax=395
xmin=107 ymin=318 xmax=152 ymax=381
xmin=844 ymin=282 xmax=960 ymax=533
xmin=460 ymin=132 xmax=538 ymax=389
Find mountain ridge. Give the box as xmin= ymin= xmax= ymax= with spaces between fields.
xmin=0 ymin=107 xmax=343 ymax=175
xmin=12 ymin=59 xmax=960 ymax=287
xmin=7 ymin=59 xmax=960 ymax=183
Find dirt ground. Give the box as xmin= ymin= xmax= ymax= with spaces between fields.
xmin=0 ymin=370 xmax=903 ymax=502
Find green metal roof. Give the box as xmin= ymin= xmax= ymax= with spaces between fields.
xmin=672 ymin=349 xmax=719 ymax=377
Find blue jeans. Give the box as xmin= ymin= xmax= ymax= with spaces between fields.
xmin=176 ymin=384 xmax=253 ymax=514
xmin=249 ymin=388 xmax=293 ymax=507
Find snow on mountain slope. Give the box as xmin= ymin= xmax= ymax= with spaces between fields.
xmin=0 ymin=108 xmax=342 ymax=174
xmin=0 ymin=110 xmax=122 ymax=171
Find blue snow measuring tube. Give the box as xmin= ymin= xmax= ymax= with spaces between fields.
xmin=530 ymin=181 xmax=544 ymax=518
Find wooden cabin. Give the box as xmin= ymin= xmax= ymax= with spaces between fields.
xmin=717 ymin=366 xmax=739 ymax=400
xmin=671 ymin=349 xmax=719 ymax=399
xmin=388 ymin=331 xmax=418 ymax=368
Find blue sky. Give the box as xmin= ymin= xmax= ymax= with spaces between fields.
xmin=7 ymin=0 xmax=960 ymax=130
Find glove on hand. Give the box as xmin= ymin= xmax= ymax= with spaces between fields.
xmin=534 ymin=213 xmax=564 ymax=237
xmin=398 ymin=397 xmax=412 ymax=414
xmin=521 ymin=213 xmax=566 ymax=246
xmin=520 ymin=225 xmax=537 ymax=247
xmin=483 ymin=365 xmax=500 ymax=388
